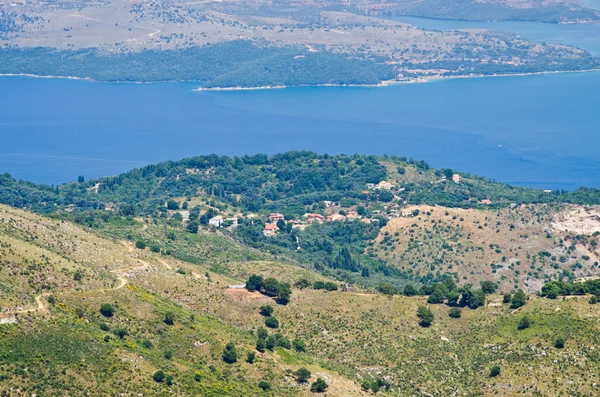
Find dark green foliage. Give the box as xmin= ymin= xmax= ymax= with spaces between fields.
xmin=294 ymin=278 xmax=312 ymax=289
xmin=403 ymin=284 xmax=418 ymax=296
xmin=511 ymin=289 xmax=528 ymax=309
xmin=113 ymin=327 xmax=128 ymax=339
xmin=258 ymin=381 xmax=271 ymax=391
xmin=142 ymin=339 xmax=153 ymax=349
xmin=99 ymin=323 xmax=110 ymax=332
xmin=246 ymin=274 xmax=263 ymax=292
xmin=293 ymin=339 xmax=306 ymax=352
xmin=503 ymin=293 xmax=512 ymax=304
xmin=590 ymin=295 xmax=598 ymax=305
xmin=153 ymin=370 xmax=166 ymax=383
xmin=490 ymin=366 xmax=501 ymax=377
xmin=417 ymin=305 xmax=434 ymax=327
xmin=164 ymin=311 xmax=175 ymax=325
xmin=257 ymin=327 xmax=269 ymax=340
xmin=378 ymin=282 xmax=399 ymax=295
xmin=459 ymin=287 xmax=486 ymax=309
xmin=0 ymin=42 xmax=395 ymax=87
xmin=265 ymin=317 xmax=279 ymax=329
xmin=480 ymin=281 xmax=497 ymax=294
xmin=295 ymin=367 xmax=311 ymax=383
xmin=164 ymin=350 xmax=173 ymax=360
xmin=448 ymin=307 xmax=462 ymax=319
xmin=554 ymin=337 xmax=566 ymax=349
xmin=222 ymin=342 xmax=238 ymax=364
xmin=135 ymin=240 xmax=146 ymax=250
xmin=166 ymin=199 xmax=179 ymax=210
xmin=311 ymin=378 xmax=328 ymax=392
xmin=246 ymin=351 xmax=256 ymax=364
xmin=99 ymin=303 xmax=114 ymax=317
xmin=256 ymin=338 xmax=266 ymax=353
xmin=518 ymin=315 xmax=532 ymax=330
xmin=47 ymin=295 xmax=56 ymax=305
xmin=259 ymin=305 xmax=274 ymax=316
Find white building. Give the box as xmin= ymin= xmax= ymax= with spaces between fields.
xmin=209 ymin=216 xmax=223 ymax=228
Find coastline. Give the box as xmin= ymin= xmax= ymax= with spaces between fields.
xmin=2 ymin=68 xmax=599 ymax=90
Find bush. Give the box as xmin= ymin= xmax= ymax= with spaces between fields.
xmin=311 ymin=378 xmax=328 ymax=392
xmin=258 ymin=381 xmax=271 ymax=391
xmin=114 ymin=327 xmax=128 ymax=339
xmin=142 ymin=339 xmax=153 ymax=349
xmin=295 ymin=367 xmax=311 ymax=383
xmin=448 ymin=307 xmax=462 ymax=319
xmin=293 ymin=339 xmax=306 ymax=352
xmin=153 ymin=370 xmax=166 ymax=383
xmin=416 ymin=305 xmax=434 ymax=327
xmin=490 ymin=366 xmax=501 ymax=377
xmin=164 ymin=311 xmax=175 ymax=325
xmin=590 ymin=295 xmax=598 ymax=305
xmin=554 ymin=337 xmax=566 ymax=349
xmin=222 ymin=342 xmax=238 ymax=364
xmin=164 ymin=350 xmax=172 ymax=360
xmin=135 ymin=240 xmax=146 ymax=250
xmin=150 ymin=245 xmax=160 ymax=253
xmin=257 ymin=327 xmax=269 ymax=340
xmin=47 ymin=295 xmax=56 ymax=305
xmin=518 ymin=315 xmax=532 ymax=330
xmin=100 ymin=303 xmax=115 ymax=317
xmin=503 ymin=293 xmax=512 ymax=303
xmin=511 ymin=289 xmax=527 ymax=309
xmin=99 ymin=323 xmax=110 ymax=332
xmin=247 ymin=351 xmax=256 ymax=363
xmin=265 ymin=317 xmax=279 ymax=329
xmin=256 ymin=338 xmax=266 ymax=352
xmin=259 ymin=305 xmax=274 ymax=316
xmin=378 ymin=282 xmax=399 ymax=296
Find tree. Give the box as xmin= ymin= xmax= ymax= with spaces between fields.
xmin=541 ymin=282 xmax=561 ymax=299
xmin=153 ymin=370 xmax=166 ymax=383
xmin=503 ymin=293 xmax=512 ymax=303
xmin=294 ymin=279 xmax=311 ymax=290
xmin=511 ymin=289 xmax=527 ymax=309
xmin=246 ymin=274 xmax=264 ymax=292
xmin=518 ymin=315 xmax=532 ymax=330
xmin=114 ymin=327 xmax=128 ymax=339
xmin=265 ymin=317 xmax=279 ymax=329
xmin=378 ymin=282 xmax=398 ymax=296
xmin=446 ymin=291 xmax=460 ymax=305
xmin=448 ymin=307 xmax=462 ymax=319
xmin=490 ymin=366 xmax=501 ymax=377
xmin=135 ymin=240 xmax=146 ymax=249
xmin=166 ymin=199 xmax=179 ymax=210
xmin=222 ymin=342 xmax=238 ymax=364
xmin=164 ymin=311 xmax=175 ymax=325
xmin=256 ymin=338 xmax=266 ymax=353
xmin=293 ymin=339 xmax=306 ymax=352
xmin=480 ymin=281 xmax=497 ymax=294
xmin=265 ymin=335 xmax=276 ymax=351
xmin=416 ymin=305 xmax=434 ymax=327
xmin=459 ymin=288 xmax=485 ymax=309
xmin=276 ymin=282 xmax=292 ymax=304
xmin=295 ymin=368 xmax=311 ymax=383
xmin=47 ymin=295 xmax=56 ymax=305
xmin=257 ymin=327 xmax=269 ymax=340
xmin=100 ymin=303 xmax=115 ymax=317
xmin=258 ymin=381 xmax=271 ymax=391
xmin=403 ymin=284 xmax=417 ymax=296
xmin=259 ymin=305 xmax=274 ymax=316
xmin=186 ymin=221 xmax=199 ymax=234
xmin=247 ymin=351 xmax=256 ymax=363
xmin=590 ymin=295 xmax=598 ymax=304
xmin=311 ymin=378 xmax=328 ymax=392
xmin=554 ymin=337 xmax=566 ymax=349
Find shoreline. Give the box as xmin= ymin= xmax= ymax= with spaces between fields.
xmin=2 ymin=68 xmax=599 ymax=90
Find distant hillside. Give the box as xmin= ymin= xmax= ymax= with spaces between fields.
xmin=3 ymin=152 xmax=600 ymax=292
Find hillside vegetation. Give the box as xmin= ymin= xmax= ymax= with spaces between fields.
xmin=2 ymin=203 xmax=600 ymax=396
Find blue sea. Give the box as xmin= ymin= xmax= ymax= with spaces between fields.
xmin=1 ymin=18 xmax=599 ymax=190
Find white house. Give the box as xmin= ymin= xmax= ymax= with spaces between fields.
xmin=209 ymin=216 xmax=224 ymax=228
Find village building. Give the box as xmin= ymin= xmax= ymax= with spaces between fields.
xmin=326 ymin=213 xmax=346 ymax=222
xmin=269 ymin=213 xmax=285 ymax=222
xmin=374 ymin=181 xmax=393 ymax=190
xmin=479 ymin=199 xmax=492 ymax=205
xmin=263 ymin=223 xmax=279 ymax=236
xmin=346 ymin=211 xmax=360 ymax=221
xmin=452 ymin=174 xmax=461 ymax=184
xmin=303 ymin=213 xmax=326 ymax=223
xmin=209 ymin=216 xmax=224 ymax=227
xmin=401 ymin=209 xmax=413 ymax=217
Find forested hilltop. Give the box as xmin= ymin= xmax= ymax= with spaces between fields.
xmin=3 ymin=151 xmax=600 ymax=292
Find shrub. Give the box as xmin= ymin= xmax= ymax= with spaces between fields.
xmin=490 ymin=366 xmax=501 ymax=377
xmin=256 ymin=338 xmax=266 ymax=353
xmin=246 ymin=274 xmax=264 ymax=292
xmin=590 ymin=295 xmax=598 ymax=305
xmin=416 ymin=306 xmax=434 ymax=327
xmin=100 ymin=303 xmax=115 ymax=317
xmin=47 ymin=295 xmax=56 ymax=305
xmin=311 ymin=378 xmax=328 ymax=392
xmin=114 ymin=328 xmax=128 ymax=339
xmin=135 ymin=240 xmax=146 ymax=250
xmin=164 ymin=311 xmax=175 ymax=325
xmin=164 ymin=350 xmax=173 ymax=360
xmin=247 ymin=352 xmax=256 ymax=363
xmin=153 ymin=370 xmax=166 ymax=383
xmin=257 ymin=327 xmax=269 ymax=340
xmin=142 ymin=339 xmax=153 ymax=349
xmin=293 ymin=339 xmax=306 ymax=352
xmin=378 ymin=282 xmax=399 ymax=296
xmin=258 ymin=381 xmax=271 ymax=391
xmin=518 ymin=315 xmax=532 ymax=330
xmin=503 ymin=293 xmax=512 ymax=304
xmin=99 ymin=323 xmax=110 ymax=332
xmin=511 ymin=289 xmax=527 ymax=309
xmin=222 ymin=342 xmax=238 ymax=364
xmin=150 ymin=245 xmax=160 ymax=253
xmin=265 ymin=317 xmax=279 ymax=329
xmin=448 ymin=307 xmax=462 ymax=319
xmin=165 ymin=375 xmax=174 ymax=386
xmin=295 ymin=367 xmax=311 ymax=383
xmin=259 ymin=305 xmax=274 ymax=317
xmin=554 ymin=337 xmax=566 ymax=349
